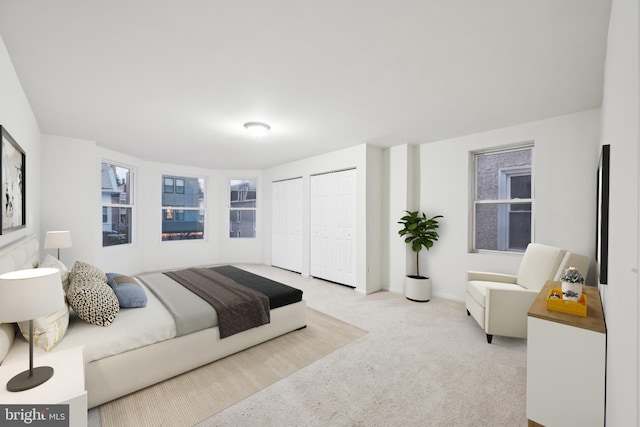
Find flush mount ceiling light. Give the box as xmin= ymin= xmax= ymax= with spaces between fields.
xmin=243 ymin=122 xmax=271 ymax=138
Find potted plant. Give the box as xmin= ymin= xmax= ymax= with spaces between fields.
xmin=560 ymin=266 xmax=585 ymax=302
xmin=398 ymin=210 xmax=443 ymax=302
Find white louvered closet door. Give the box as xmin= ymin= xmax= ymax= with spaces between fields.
xmin=310 ymin=169 xmax=356 ymax=287
xmin=271 ymin=178 xmax=303 ymax=273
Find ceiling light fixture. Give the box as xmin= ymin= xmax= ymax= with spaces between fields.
xmin=243 ymin=122 xmax=271 ymax=138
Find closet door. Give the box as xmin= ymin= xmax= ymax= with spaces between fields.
xmin=332 ymin=169 xmax=356 ymax=286
xmin=310 ymin=173 xmax=332 ymax=280
xmin=310 ymin=169 xmax=356 ymax=287
xmin=272 ymin=178 xmax=303 ymax=273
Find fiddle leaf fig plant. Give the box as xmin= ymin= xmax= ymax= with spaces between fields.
xmin=398 ymin=210 xmax=443 ymax=278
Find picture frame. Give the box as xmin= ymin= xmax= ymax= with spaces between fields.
xmin=0 ymin=126 xmax=26 ymax=234
xmin=596 ymin=144 xmax=610 ymax=285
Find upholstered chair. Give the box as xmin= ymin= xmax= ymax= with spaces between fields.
xmin=465 ymin=243 xmax=588 ymax=343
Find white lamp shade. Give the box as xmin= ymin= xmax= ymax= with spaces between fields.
xmin=0 ymin=268 xmax=63 ymax=322
xmin=44 ymin=231 xmax=72 ymax=249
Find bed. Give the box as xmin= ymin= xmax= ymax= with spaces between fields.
xmin=0 ymin=236 xmax=307 ymax=408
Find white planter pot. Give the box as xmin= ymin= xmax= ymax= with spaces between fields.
xmin=561 ymin=281 xmax=583 ymax=302
xmin=405 ymin=276 xmax=431 ymax=302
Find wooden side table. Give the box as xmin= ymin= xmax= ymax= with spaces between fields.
xmin=0 ymin=346 xmax=87 ymax=427
xmin=526 ymin=281 xmax=606 ymax=427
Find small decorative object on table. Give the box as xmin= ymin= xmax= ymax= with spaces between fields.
xmin=547 ymin=288 xmax=587 ymax=316
xmin=549 ymin=290 xmax=562 ymax=299
xmin=560 ymin=266 xmax=585 ymax=302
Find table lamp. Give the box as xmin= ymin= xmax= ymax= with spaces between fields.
xmin=0 ymin=268 xmax=63 ymax=392
xmin=44 ymin=231 xmax=72 ymax=260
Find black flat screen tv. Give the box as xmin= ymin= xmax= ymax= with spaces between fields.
xmin=596 ymin=144 xmax=610 ymax=285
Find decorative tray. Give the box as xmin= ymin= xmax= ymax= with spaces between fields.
xmin=546 ymin=288 xmax=587 ymax=317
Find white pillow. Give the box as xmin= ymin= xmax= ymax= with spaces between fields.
xmin=17 ymin=305 xmax=69 ymax=351
xmin=0 ymin=322 xmax=16 ymax=363
xmin=40 ymin=254 xmax=70 ymax=294
xmin=13 ymin=255 xmax=72 ymax=351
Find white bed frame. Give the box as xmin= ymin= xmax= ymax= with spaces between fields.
xmin=0 ymin=236 xmax=307 ymax=408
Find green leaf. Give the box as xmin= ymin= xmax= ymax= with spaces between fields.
xmin=397 ymin=210 xmax=444 ymax=276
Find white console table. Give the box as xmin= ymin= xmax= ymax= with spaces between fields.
xmin=526 ymin=281 xmax=606 ymax=427
xmin=0 ymin=346 xmax=87 ymax=427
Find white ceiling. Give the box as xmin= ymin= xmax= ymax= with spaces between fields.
xmin=0 ymin=1 xmax=611 ymax=170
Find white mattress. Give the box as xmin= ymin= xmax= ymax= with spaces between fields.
xmin=2 ymin=283 xmax=176 ymax=365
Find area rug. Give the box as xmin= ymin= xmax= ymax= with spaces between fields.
xmin=99 ymin=308 xmax=367 ymax=427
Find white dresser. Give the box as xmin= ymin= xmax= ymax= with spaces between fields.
xmin=526 ymin=281 xmax=606 ymax=427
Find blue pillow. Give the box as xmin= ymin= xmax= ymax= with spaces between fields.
xmin=106 ymin=273 xmax=147 ymax=308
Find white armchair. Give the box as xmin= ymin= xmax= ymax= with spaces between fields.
xmin=465 ymin=243 xmax=590 ymax=343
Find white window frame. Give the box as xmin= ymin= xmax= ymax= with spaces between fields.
xmin=101 ymin=160 xmax=135 ymax=247
xmin=496 ymin=167 xmax=532 ymax=251
xmin=471 ymin=143 xmax=534 ymax=253
xmin=228 ymin=177 xmax=258 ymax=239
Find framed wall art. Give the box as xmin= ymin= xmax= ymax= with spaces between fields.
xmin=0 ymin=126 xmax=26 ymax=234
xmin=596 ymin=144 xmax=610 ymax=285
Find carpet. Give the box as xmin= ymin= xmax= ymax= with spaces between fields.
xmin=194 ymin=266 xmax=528 ymax=427
xmin=99 ymin=308 xmax=367 ymax=427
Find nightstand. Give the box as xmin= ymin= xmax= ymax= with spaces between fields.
xmin=0 ymin=346 xmax=87 ymax=427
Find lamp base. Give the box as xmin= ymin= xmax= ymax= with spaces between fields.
xmin=6 ymin=366 xmax=54 ymax=392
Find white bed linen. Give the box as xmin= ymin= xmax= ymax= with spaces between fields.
xmin=2 ymin=283 xmax=176 ymax=365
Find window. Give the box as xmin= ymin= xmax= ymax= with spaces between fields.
xmin=472 ymin=145 xmax=532 ymax=252
xmin=161 ymin=175 xmax=205 ymax=241
xmin=164 ymin=178 xmax=174 ymax=193
xmin=229 ymin=178 xmax=257 ymax=238
xmin=101 ymin=161 xmax=134 ymax=247
xmin=175 ymin=179 xmax=185 ymax=194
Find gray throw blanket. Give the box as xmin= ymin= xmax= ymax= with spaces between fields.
xmin=164 ymin=268 xmax=270 ymax=338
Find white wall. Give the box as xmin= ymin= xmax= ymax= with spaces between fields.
xmin=45 ymin=141 xmax=383 ymax=293
xmin=262 ymin=144 xmax=384 ymax=294
xmin=365 ymin=145 xmax=384 ymax=294
xmin=41 ymin=135 xmax=99 ymax=266
xmin=599 ymin=0 xmax=639 ymax=424
xmin=417 ymin=110 xmax=601 ymax=301
xmin=134 ymin=157 xmax=263 ymax=273
xmin=39 ymin=135 xmax=384 ymax=293
xmin=386 ymin=144 xmax=418 ymax=294
xmin=40 ymin=137 xmax=263 ymax=275
xmin=0 ymin=36 xmax=41 ymax=249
